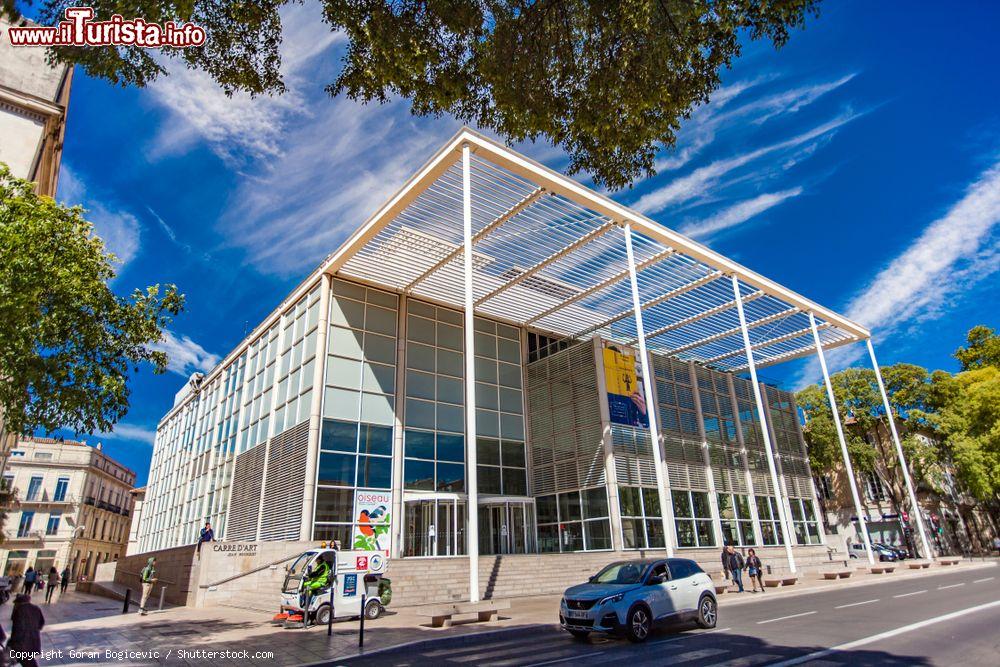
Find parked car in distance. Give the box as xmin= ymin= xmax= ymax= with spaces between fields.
xmin=848 ymin=543 xmax=899 ymax=561
xmin=876 ymin=543 xmax=909 ymax=560
xmin=559 ymin=558 xmax=717 ymax=643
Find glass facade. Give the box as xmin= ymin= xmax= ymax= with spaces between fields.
xmin=717 ymin=493 xmax=756 ymax=546
xmin=672 ymin=490 xmax=716 ymax=548
xmin=315 ymin=280 xmax=398 ymax=546
xmin=536 ymin=488 xmax=612 ymax=552
xmin=619 ymin=486 xmax=665 ymax=549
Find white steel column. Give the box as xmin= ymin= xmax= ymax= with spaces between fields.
xmin=301 ymin=274 xmax=332 ymax=540
xmin=624 ymin=224 xmax=674 ymax=557
xmin=809 ymin=312 xmax=874 ymax=564
xmin=732 ymin=274 xmax=796 ymax=573
xmin=462 ymin=144 xmax=481 ymax=602
xmin=866 ymin=338 xmax=934 ymax=560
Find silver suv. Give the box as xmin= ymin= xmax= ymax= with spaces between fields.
xmin=559 ymin=558 xmax=717 ymax=642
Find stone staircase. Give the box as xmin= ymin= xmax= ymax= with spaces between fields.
xmin=386 ymin=545 xmax=840 ymax=607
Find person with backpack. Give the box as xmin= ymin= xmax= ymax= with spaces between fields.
xmin=138 ymin=557 xmax=157 ymax=616
xmin=59 ymin=567 xmax=70 ymax=595
xmin=746 ymin=549 xmax=765 ymax=593
xmin=21 ymin=568 xmax=36 ymax=596
xmin=725 ymin=545 xmax=745 ymax=593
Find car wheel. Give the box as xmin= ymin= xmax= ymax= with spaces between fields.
xmin=314 ymin=604 xmax=331 ymax=625
xmin=568 ymin=629 xmax=590 ymax=640
xmin=625 ymin=605 xmax=652 ymax=643
xmin=364 ymin=599 xmax=382 ymax=620
xmin=697 ymin=595 xmax=717 ymax=629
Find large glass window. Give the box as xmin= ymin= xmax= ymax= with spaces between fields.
xmin=476 ymin=438 xmax=527 ymax=496
xmin=273 ymin=286 xmax=321 ymax=436
xmin=536 ymin=487 xmax=611 ymax=552
xmin=789 ymin=497 xmax=821 ymax=545
xmin=17 ymin=511 xmax=34 ymax=537
xmin=756 ymin=496 xmax=786 ymax=546
xmin=619 ymin=486 xmax=665 ymax=549
xmin=672 ymin=490 xmax=716 ymax=548
xmin=26 ymin=476 xmax=42 ymax=501
xmin=46 ymin=512 xmax=61 ymax=535
xmin=717 ymin=493 xmax=756 ymax=546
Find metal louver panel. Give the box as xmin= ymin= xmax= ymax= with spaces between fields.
xmin=226 ymin=442 xmax=266 ymax=541
xmin=612 ymin=425 xmax=657 ymax=487
xmin=525 ymin=341 xmax=604 ymax=496
xmin=662 ymin=434 xmax=709 ymax=491
xmin=260 ymin=421 xmax=310 ymax=541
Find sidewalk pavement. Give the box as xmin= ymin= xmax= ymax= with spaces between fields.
xmin=3 ymin=559 xmax=994 ymax=666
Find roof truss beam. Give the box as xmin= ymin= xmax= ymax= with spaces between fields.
xmin=701 ymin=322 xmax=830 ymax=364
xmin=524 ymin=249 xmax=675 ymax=325
xmin=575 ymin=270 xmax=724 ymax=340
xmin=728 ymin=335 xmax=858 ymax=372
xmin=404 ymin=186 xmax=546 ymax=293
xmin=474 ymin=218 xmax=618 ymax=307
xmin=662 ymin=306 xmax=798 ymax=356
xmin=625 ymin=290 xmax=766 ymax=346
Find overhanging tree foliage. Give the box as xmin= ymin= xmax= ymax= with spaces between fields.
xmin=0 ymin=163 xmax=184 ymax=437
xmin=9 ymin=0 xmax=820 ymax=190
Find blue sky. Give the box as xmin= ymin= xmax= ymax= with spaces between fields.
xmin=49 ymin=2 xmax=1000 ymax=483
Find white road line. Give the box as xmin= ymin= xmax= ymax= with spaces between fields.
xmin=766 ymin=598 xmax=1000 ymax=667
xmin=835 ymin=599 xmax=879 ymax=609
xmin=667 ymin=648 xmax=729 ymax=664
xmin=648 ymin=627 xmax=733 ymax=646
xmin=702 ymin=654 xmax=781 ymax=667
xmin=938 ymin=583 xmax=965 ymax=590
xmin=893 ymin=589 xmax=927 ymax=598
xmin=522 ymin=652 xmax=607 ymax=667
xmin=756 ymin=611 xmax=816 ymax=625
xmin=973 ymin=577 xmax=995 ymax=583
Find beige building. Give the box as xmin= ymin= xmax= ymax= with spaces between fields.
xmin=1 ymin=437 xmax=135 ymax=580
xmin=0 ymin=13 xmax=73 ymax=196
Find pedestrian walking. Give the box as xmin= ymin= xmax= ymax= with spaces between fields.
xmin=725 ymin=545 xmax=745 ymax=593
xmin=138 ymin=557 xmax=157 ymax=616
xmin=59 ymin=568 xmax=70 ymax=595
xmin=8 ymin=594 xmax=45 ymax=667
xmin=993 ymin=536 xmax=1000 ymax=557
xmin=745 ymin=549 xmax=765 ymax=593
xmin=21 ymin=569 xmax=36 ymax=596
xmin=720 ymin=544 xmax=730 ymax=581
xmin=44 ymin=568 xmax=59 ymax=604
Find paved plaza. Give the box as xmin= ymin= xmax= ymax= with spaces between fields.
xmin=0 ymin=560 xmax=993 ymax=666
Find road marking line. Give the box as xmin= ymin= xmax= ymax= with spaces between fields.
xmin=937 ymin=583 xmax=965 ymax=590
xmin=649 ymin=627 xmax=732 ymax=646
xmin=702 ymin=654 xmax=781 ymax=667
xmin=893 ymin=589 xmax=927 ymax=598
xmin=523 ymin=652 xmax=606 ymax=667
xmin=835 ymin=599 xmax=878 ymax=609
xmin=757 ymin=611 xmax=816 ymax=625
xmin=766 ymin=598 xmax=1000 ymax=667
xmin=973 ymin=577 xmax=995 ymax=583
xmin=668 ymin=648 xmax=729 ymax=663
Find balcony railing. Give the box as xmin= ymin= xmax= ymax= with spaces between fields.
xmin=16 ymin=493 xmax=76 ymax=505
xmin=84 ymin=495 xmax=129 ymax=516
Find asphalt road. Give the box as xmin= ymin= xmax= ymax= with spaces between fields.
xmin=336 ymin=567 xmax=1000 ymax=666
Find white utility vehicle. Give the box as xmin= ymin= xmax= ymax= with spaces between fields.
xmin=273 ymin=546 xmax=389 ymax=627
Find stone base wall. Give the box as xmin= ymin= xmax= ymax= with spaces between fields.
xmin=194 ymin=541 xmax=316 ymax=611
xmin=112 ymin=544 xmax=198 ymax=606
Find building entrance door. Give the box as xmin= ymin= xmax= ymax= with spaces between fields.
xmin=479 ymin=501 xmax=532 ymax=555
xmin=402 ymin=495 xmax=465 ymax=557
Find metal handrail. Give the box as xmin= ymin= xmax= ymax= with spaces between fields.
xmin=199 ymin=552 xmax=302 ymax=588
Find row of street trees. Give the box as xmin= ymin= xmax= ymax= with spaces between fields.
xmin=797 ymin=326 xmax=1000 ymax=548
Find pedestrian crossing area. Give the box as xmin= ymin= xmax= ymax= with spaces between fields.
xmin=389 ymin=629 xmax=838 ymax=667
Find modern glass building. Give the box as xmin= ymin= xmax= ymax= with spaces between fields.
xmin=138 ymin=129 xmax=932 ymax=588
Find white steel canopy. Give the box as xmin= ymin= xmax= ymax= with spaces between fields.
xmin=321 ymin=127 xmax=868 ymax=371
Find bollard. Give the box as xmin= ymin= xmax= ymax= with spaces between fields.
xmin=158 ymin=587 xmax=166 ymax=611
xmin=358 ymin=594 xmax=366 ymax=648
xmin=122 ymin=588 xmax=132 ymax=614
xmin=327 ymin=590 xmax=334 ymax=637
xmin=304 ymin=590 xmax=311 ymax=629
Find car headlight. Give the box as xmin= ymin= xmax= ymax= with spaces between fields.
xmin=599 ymin=593 xmax=625 ymax=605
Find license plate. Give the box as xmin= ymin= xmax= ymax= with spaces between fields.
xmin=565 ymin=610 xmax=588 ymax=619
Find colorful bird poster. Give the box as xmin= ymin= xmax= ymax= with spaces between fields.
xmin=353 ymin=490 xmax=392 ymax=551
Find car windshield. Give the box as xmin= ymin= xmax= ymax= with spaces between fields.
xmin=282 ymin=552 xmax=316 ymax=594
xmin=591 ymin=561 xmax=648 ymax=585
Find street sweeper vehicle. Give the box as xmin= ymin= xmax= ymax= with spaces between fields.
xmin=273 ymin=546 xmax=390 ymax=627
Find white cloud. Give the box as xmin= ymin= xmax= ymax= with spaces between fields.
xmin=717 ymin=74 xmax=856 ymax=127
xmin=153 ymin=330 xmax=220 ymax=376
xmin=97 ymin=423 xmax=156 ymax=445
xmin=845 ymin=160 xmax=1000 ymax=332
xmin=58 ymin=165 xmax=141 ymax=265
xmin=145 ymin=3 xmax=344 ymax=163
xmin=679 ymin=187 xmax=803 ymax=239
xmin=792 ymin=159 xmax=1000 ymax=388
xmin=633 ymin=110 xmax=861 ymax=215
